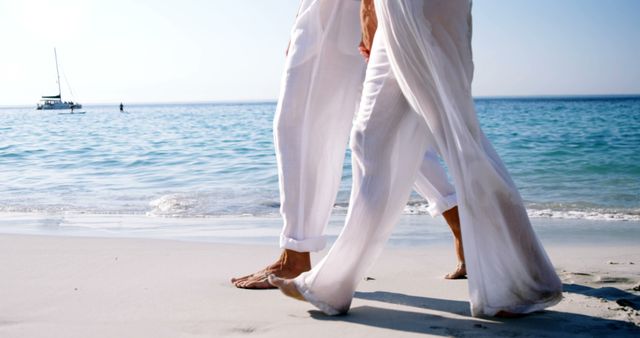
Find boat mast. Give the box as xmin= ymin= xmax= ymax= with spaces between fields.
xmin=54 ymin=48 xmax=62 ymax=99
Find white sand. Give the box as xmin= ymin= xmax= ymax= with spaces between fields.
xmin=0 ymin=234 xmax=638 ymax=337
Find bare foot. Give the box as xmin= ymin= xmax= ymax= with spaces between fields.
xmin=231 ymin=268 xmax=273 ymax=289
xmin=268 ymin=275 xmax=306 ymax=301
xmin=444 ymin=262 xmax=467 ymax=280
xmin=231 ymin=249 xmax=311 ymax=289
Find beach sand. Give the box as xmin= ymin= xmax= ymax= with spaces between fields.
xmin=0 ymin=233 xmax=638 ymax=337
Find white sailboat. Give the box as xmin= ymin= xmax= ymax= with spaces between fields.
xmin=36 ymin=48 xmax=83 ymax=110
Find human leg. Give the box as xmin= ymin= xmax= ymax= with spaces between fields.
xmin=274 ymin=35 xmax=435 ymax=314
xmin=442 ymin=206 xmax=466 ymax=279
xmin=232 ymin=0 xmax=365 ymax=289
xmin=375 ymin=0 xmax=562 ymax=316
xmin=413 ymin=149 xmax=466 ymax=278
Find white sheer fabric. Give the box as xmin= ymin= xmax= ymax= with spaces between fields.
xmin=293 ymin=0 xmax=562 ymax=317
xmin=276 ymin=0 xmax=458 ymax=253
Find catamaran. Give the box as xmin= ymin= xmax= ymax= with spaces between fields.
xmin=36 ymin=48 xmax=82 ymax=110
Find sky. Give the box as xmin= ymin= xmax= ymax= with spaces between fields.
xmin=1 ymin=0 xmax=639 ymax=106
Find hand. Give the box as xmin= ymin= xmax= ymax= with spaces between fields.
xmin=359 ymin=41 xmax=370 ymax=63
xmin=360 ymin=0 xmax=377 ymax=62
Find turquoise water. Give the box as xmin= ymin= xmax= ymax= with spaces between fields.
xmin=1 ymin=96 xmax=638 ymax=222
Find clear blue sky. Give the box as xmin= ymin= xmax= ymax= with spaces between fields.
xmin=1 ymin=0 xmax=638 ymax=105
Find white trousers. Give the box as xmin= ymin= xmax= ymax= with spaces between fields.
xmin=294 ymin=0 xmax=562 ymax=317
xmin=276 ymin=0 xmax=457 ymax=253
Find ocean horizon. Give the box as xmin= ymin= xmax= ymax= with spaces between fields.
xmin=3 ymin=93 xmax=640 ymax=109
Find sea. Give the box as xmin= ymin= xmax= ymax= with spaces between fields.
xmin=1 ymin=96 xmax=639 ymax=244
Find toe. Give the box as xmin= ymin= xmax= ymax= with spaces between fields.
xmin=444 ymin=267 xmax=467 ymax=280
xmin=235 ymin=277 xmax=257 ymax=288
xmin=247 ymin=278 xmax=277 ymax=289
xmin=240 ymin=276 xmax=277 ymax=289
xmin=231 ymin=274 xmax=251 ymax=283
xmin=231 ymin=268 xmax=268 ymax=284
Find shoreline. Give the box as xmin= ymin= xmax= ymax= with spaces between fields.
xmin=0 ymin=233 xmax=638 ymax=337
xmin=0 ymin=211 xmax=639 ymax=248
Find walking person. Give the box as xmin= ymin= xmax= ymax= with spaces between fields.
xmin=270 ymin=0 xmax=562 ymax=317
xmin=232 ymin=0 xmax=468 ymax=290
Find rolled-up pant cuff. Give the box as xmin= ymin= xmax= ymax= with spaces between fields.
xmin=280 ymin=235 xmax=327 ymax=252
xmin=427 ymin=193 xmax=458 ymax=217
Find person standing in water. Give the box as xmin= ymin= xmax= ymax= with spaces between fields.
xmin=119 ymin=102 xmax=124 ymax=112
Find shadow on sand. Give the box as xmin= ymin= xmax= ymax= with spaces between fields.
xmin=564 ymin=283 xmax=640 ymax=310
xmin=305 ymin=288 xmax=639 ymax=337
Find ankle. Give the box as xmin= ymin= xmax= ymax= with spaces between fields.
xmin=283 ymin=249 xmax=311 ymax=270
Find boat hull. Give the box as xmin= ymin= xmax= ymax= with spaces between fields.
xmin=36 ymin=102 xmax=83 ymax=110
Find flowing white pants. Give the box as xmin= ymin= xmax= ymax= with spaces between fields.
xmin=294 ymin=0 xmax=562 ymax=317
xmin=276 ymin=0 xmax=457 ymax=253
